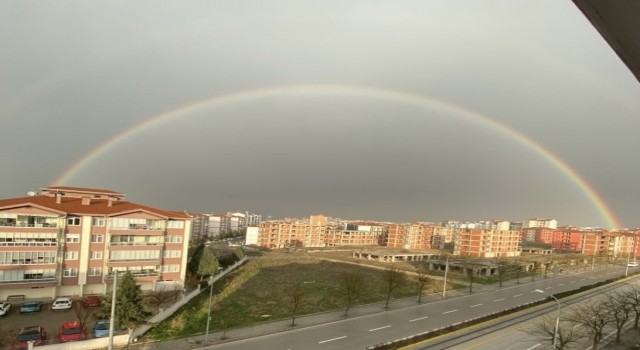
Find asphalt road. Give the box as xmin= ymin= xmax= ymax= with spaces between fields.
xmin=173 ymin=266 xmax=630 ymax=350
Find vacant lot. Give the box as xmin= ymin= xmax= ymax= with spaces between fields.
xmin=148 ymin=253 xmax=444 ymax=340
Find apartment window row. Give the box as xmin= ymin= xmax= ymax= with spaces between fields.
xmin=0 ymin=251 xmax=57 ymax=265
xmin=0 ymin=232 xmax=58 ymax=246
xmin=0 ymin=215 xmax=59 ymax=228
xmin=163 ymin=250 xmax=181 ymax=258
xmin=63 ymin=268 xmax=77 ymax=277
xmin=110 ymin=235 xmax=163 ymax=245
xmin=0 ymin=269 xmax=56 ymax=283
xmin=111 ymin=218 xmax=164 ymax=230
xmin=162 ymin=264 xmax=180 ymax=273
xmin=109 ymin=250 xmax=160 ymax=261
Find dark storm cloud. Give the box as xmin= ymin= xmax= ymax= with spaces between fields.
xmin=1 ymin=0 xmax=640 ymax=227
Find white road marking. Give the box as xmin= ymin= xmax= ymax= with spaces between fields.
xmin=470 ymin=304 xmax=483 ymax=308
xmin=443 ymin=309 xmax=458 ymax=314
xmin=409 ymin=316 xmax=429 ymax=322
xmin=513 ymin=294 xmax=523 ymax=297
xmin=526 ymin=343 xmax=542 ymax=350
xmin=369 ymin=325 xmax=391 ymax=332
xmin=559 ymin=283 xmax=565 ymax=286
xmin=318 ymin=336 xmax=347 ymax=344
xmin=493 ymin=298 xmax=505 ymax=302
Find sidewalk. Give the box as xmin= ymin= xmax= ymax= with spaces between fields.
xmin=128 ymin=269 xmax=565 ymax=350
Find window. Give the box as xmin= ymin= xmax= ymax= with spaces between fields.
xmin=167 ymin=220 xmax=184 ymax=229
xmin=65 ymin=234 xmax=80 ymax=243
xmin=63 ymin=268 xmax=77 ymax=277
xmin=92 ymin=217 xmax=105 ymax=226
xmin=109 ymin=250 xmax=160 ymax=261
xmin=67 ymin=217 xmax=81 ymax=226
xmin=90 ymin=251 xmax=103 ymax=259
xmin=64 ymin=251 xmax=78 ymax=260
xmin=161 ymin=264 xmax=179 ymax=273
xmin=91 ymin=235 xmax=103 ymax=243
xmin=166 ymin=235 xmax=182 ymax=243
xmin=88 ymin=267 xmax=101 ymax=276
xmin=163 ymin=250 xmax=182 ymax=258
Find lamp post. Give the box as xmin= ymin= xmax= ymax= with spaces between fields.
xmin=442 ymin=255 xmax=449 ymax=299
xmin=205 ymin=275 xmax=214 ymax=342
xmin=535 ymin=289 xmax=560 ymax=349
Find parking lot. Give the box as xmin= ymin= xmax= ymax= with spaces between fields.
xmin=0 ymin=300 xmax=105 ymax=346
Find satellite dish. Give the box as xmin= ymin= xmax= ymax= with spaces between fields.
xmin=27 ymin=191 xmax=36 ymax=197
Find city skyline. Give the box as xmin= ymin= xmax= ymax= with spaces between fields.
xmin=2 ymin=1 xmax=640 ymax=228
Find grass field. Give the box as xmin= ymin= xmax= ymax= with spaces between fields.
xmin=147 ymin=253 xmax=447 ymax=340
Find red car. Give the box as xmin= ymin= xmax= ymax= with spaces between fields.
xmin=58 ymin=321 xmax=86 ymax=342
xmin=82 ymin=295 xmax=101 ymax=308
xmin=14 ymin=326 xmax=46 ymax=349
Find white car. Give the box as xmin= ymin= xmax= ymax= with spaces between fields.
xmin=51 ymin=297 xmax=73 ymax=310
xmin=0 ymin=302 xmax=11 ymax=316
xmin=627 ymin=261 xmax=639 ymax=268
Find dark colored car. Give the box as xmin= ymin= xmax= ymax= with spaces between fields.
xmin=58 ymin=321 xmax=86 ymax=342
xmin=19 ymin=301 xmax=42 ymax=314
xmin=14 ymin=326 xmax=46 ymax=349
xmin=82 ymin=295 xmax=101 ymax=308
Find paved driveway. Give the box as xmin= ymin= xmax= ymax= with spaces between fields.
xmin=0 ymin=301 xmax=102 ymax=346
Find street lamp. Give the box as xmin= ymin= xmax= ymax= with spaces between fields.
xmin=205 ymin=275 xmax=214 ymax=342
xmin=535 ymin=289 xmax=560 ymax=349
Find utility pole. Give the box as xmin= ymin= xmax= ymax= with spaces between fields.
xmin=108 ymin=272 xmax=118 ymax=350
xmin=442 ymin=255 xmax=449 ymax=299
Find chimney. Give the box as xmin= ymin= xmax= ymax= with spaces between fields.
xmin=107 ymin=197 xmax=113 ymax=207
xmin=81 ymin=197 xmax=91 ymax=206
xmin=55 ymin=193 xmax=62 ymax=204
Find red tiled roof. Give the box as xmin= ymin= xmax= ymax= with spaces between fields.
xmin=41 ymin=186 xmax=125 ymax=196
xmin=0 ymin=195 xmax=190 ymax=219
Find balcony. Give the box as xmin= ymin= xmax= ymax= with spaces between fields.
xmin=0 ymin=277 xmax=57 ymax=285
xmin=109 ymin=242 xmax=163 ymax=246
xmin=105 ymin=270 xmax=159 ymax=279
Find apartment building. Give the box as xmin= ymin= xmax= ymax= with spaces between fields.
xmin=258 ymin=216 xmax=327 ymax=248
xmin=523 ymin=218 xmax=558 ymax=229
xmin=387 ymin=222 xmax=444 ymax=250
xmin=581 ymin=230 xmax=639 ymax=258
xmin=453 ymin=229 xmax=521 ymax=258
xmin=0 ymin=186 xmax=191 ymax=300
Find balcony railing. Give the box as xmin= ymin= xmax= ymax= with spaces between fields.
xmin=105 ymin=270 xmax=159 ymax=279
xmin=0 ymin=277 xmax=57 ymax=285
xmin=0 ymin=241 xmax=58 ymax=247
xmin=109 ymin=242 xmax=163 ymax=246
xmin=0 ymin=223 xmax=58 ymax=228
xmin=111 ymin=225 xmax=164 ymax=231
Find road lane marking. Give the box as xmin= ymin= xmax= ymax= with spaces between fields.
xmin=493 ymin=298 xmax=505 ymax=302
xmin=318 ymin=336 xmax=347 ymax=344
xmin=526 ymin=343 xmax=542 ymax=350
xmin=409 ymin=316 xmax=429 ymax=322
xmin=369 ymin=325 xmax=391 ymax=332
xmin=443 ymin=309 xmax=458 ymax=314
xmin=559 ymin=283 xmax=565 ymax=286
xmin=470 ymin=304 xmax=483 ymax=308
xmin=513 ymin=294 xmax=523 ymax=297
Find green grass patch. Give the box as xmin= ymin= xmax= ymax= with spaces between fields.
xmin=147 ymin=256 xmax=445 ymax=340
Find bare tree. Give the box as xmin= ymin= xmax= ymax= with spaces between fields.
xmin=288 ymin=282 xmax=305 ymax=326
xmin=567 ymin=302 xmax=614 ymax=350
xmin=509 ymin=260 xmax=523 ymax=284
xmin=383 ymin=267 xmax=404 ymax=310
xmin=495 ymin=259 xmax=508 ymax=287
xmin=146 ymin=288 xmax=181 ymax=313
xmin=464 ymin=266 xmax=480 ymax=293
xmin=74 ymin=299 xmax=92 ymax=325
xmin=415 ymin=267 xmax=431 ymax=304
xmin=341 ymin=273 xmax=365 ymax=317
xmin=604 ymin=291 xmax=633 ymax=343
xmin=522 ymin=315 xmax=584 ymax=350
xmin=625 ymin=284 xmax=640 ymax=329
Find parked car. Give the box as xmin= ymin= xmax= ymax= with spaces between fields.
xmin=0 ymin=302 xmax=11 ymax=316
xmin=51 ymin=297 xmax=73 ymax=310
xmin=58 ymin=321 xmax=85 ymax=342
xmin=628 ymin=261 xmax=639 ymax=267
xmin=14 ymin=326 xmax=46 ymax=349
xmin=92 ymin=320 xmax=110 ymax=338
xmin=82 ymin=295 xmax=101 ymax=308
xmin=19 ymin=301 xmax=42 ymax=313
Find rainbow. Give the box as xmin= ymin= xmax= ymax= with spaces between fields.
xmin=52 ymin=84 xmax=621 ymax=228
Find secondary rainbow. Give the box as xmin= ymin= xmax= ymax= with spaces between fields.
xmin=52 ymin=84 xmax=622 ymax=229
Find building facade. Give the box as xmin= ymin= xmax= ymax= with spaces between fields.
xmin=0 ymin=186 xmax=191 ymax=300
xmin=453 ymin=229 xmax=521 ymax=258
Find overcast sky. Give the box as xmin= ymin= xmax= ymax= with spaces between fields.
xmin=2 ymin=1 xmax=640 ymax=228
